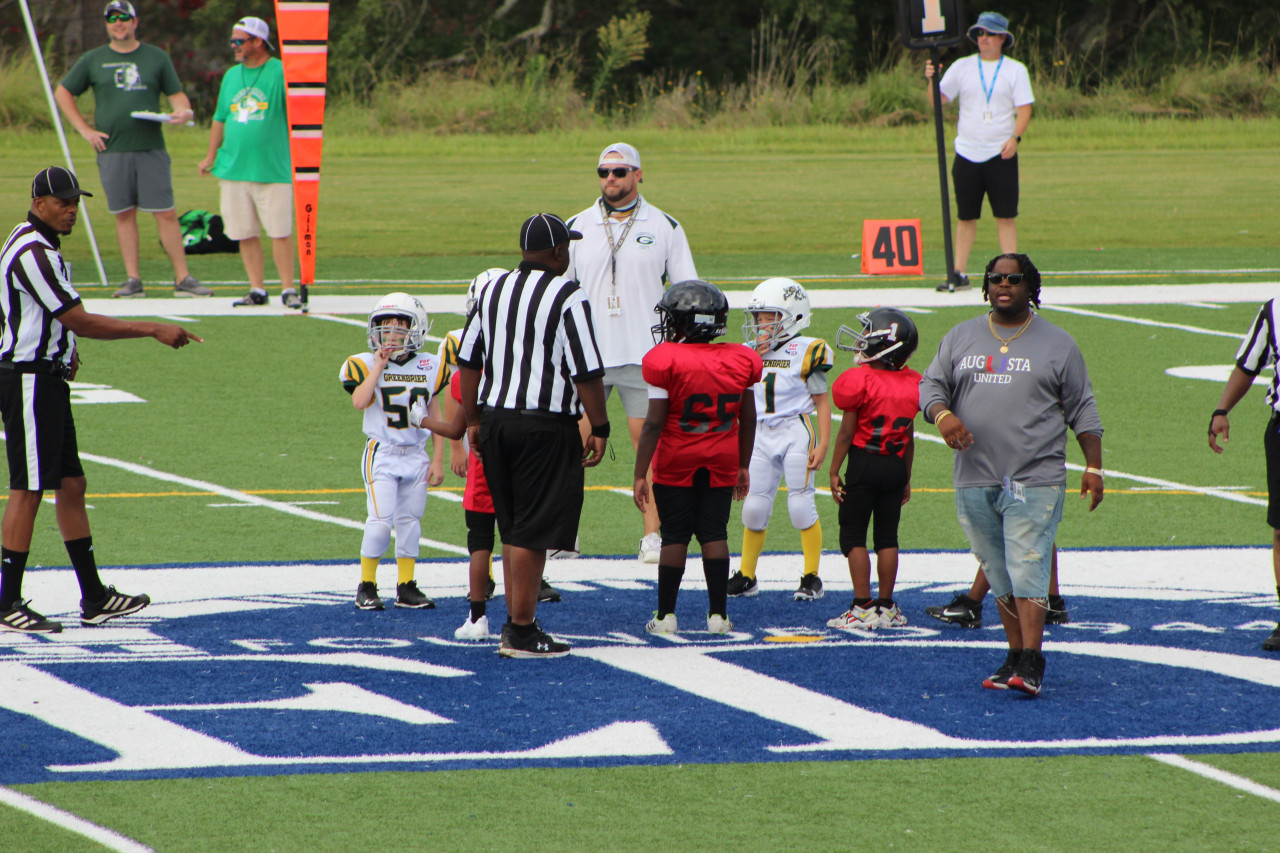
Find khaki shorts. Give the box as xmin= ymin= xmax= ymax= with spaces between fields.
xmin=220 ymin=180 xmax=293 ymax=240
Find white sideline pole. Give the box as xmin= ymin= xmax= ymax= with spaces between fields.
xmin=18 ymin=0 xmax=110 ymax=288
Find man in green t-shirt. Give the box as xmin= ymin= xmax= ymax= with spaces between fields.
xmin=197 ymin=16 xmax=300 ymax=310
xmin=54 ymin=0 xmax=212 ymax=299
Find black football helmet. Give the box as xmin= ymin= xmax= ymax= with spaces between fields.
xmin=651 ymin=280 xmax=729 ymax=344
xmin=835 ymin=307 xmax=919 ymax=369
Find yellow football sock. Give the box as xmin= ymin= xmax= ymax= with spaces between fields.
xmin=488 ymin=553 xmax=495 ymax=580
xmin=397 ymin=557 xmax=416 ymax=585
xmin=740 ymin=528 xmax=767 ymax=579
xmin=800 ymin=521 xmax=823 ymax=577
xmin=360 ymin=556 xmax=379 ymax=584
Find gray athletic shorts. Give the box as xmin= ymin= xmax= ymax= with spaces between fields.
xmin=604 ymin=364 xmax=649 ymax=419
xmin=96 ymin=150 xmax=175 ymax=214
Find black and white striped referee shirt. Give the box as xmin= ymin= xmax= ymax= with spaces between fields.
xmin=456 ymin=262 xmax=605 ymax=416
xmin=1236 ymin=299 xmax=1280 ymax=414
xmin=0 ymin=213 xmax=81 ymax=364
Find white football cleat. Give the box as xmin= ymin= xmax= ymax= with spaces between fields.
xmin=454 ymin=614 xmax=490 ymax=640
xmin=645 ymin=612 xmax=678 ymax=634
xmin=706 ymin=613 xmax=734 ymax=634
xmin=639 ymin=532 xmax=662 ymax=564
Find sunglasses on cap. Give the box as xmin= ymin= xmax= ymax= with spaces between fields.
xmin=986 ymin=272 xmax=1025 ymax=285
xmin=106 ymin=13 xmax=133 ymax=22
xmin=597 ymin=167 xmax=634 ymax=179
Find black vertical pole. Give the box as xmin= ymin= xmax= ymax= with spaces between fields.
xmin=930 ymin=45 xmax=957 ymax=291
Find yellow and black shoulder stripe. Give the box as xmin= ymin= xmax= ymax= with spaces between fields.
xmin=802 ymin=339 xmax=833 ymax=378
xmin=342 ymin=355 xmax=368 ymax=393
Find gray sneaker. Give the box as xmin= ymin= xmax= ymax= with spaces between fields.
xmin=173 ymin=275 xmax=213 ymax=298
xmin=282 ymin=289 xmax=303 ymax=310
xmin=112 ymin=277 xmax=145 ymax=298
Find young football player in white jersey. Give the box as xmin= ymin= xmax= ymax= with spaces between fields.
xmin=340 ymin=292 xmax=448 ymax=611
xmin=731 ymin=278 xmax=832 ymax=601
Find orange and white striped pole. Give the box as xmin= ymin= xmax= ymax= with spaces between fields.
xmin=274 ymin=0 xmax=328 ymax=313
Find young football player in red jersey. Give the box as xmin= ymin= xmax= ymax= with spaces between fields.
xmin=413 ymin=368 xmax=499 ymax=641
xmin=633 ymin=280 xmax=762 ymax=635
xmin=826 ymin=307 xmax=922 ymax=631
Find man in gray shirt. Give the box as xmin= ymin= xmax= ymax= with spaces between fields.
xmin=919 ymin=253 xmax=1103 ymax=696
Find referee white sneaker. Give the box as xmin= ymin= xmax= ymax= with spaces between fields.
xmin=639 ymin=532 xmax=662 ymax=564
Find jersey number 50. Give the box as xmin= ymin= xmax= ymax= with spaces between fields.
xmin=381 ymin=386 xmax=432 ymax=429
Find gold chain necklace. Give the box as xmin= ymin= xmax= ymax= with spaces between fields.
xmin=988 ymin=311 xmax=1034 ymax=353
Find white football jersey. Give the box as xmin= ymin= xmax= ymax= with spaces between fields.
xmin=339 ymin=350 xmax=449 ymax=446
xmin=750 ymin=335 xmax=833 ymax=427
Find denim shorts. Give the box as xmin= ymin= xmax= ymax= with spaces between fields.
xmin=955 ymin=484 xmax=1063 ymax=598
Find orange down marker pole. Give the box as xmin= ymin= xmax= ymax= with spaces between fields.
xmin=274 ymin=0 xmax=329 ymax=313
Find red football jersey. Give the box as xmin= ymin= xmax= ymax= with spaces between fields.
xmin=642 ymin=342 xmax=764 ymax=487
xmin=831 ymin=364 xmax=922 ymax=458
xmin=449 ymin=371 xmax=493 ymax=513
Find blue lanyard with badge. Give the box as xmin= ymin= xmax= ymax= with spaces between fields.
xmin=977 ymin=56 xmax=1003 ymax=124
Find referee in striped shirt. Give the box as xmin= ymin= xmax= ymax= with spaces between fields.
xmin=456 ymin=212 xmax=609 ymax=658
xmin=0 ymin=167 xmax=201 ymax=634
xmin=1209 ymin=299 xmax=1280 ymax=652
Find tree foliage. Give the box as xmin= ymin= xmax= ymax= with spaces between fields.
xmin=3 ymin=0 xmax=1276 ymax=105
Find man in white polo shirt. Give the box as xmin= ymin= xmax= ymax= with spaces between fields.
xmin=567 ymin=143 xmax=697 ymax=563
xmin=925 ymin=11 xmax=1033 ymax=293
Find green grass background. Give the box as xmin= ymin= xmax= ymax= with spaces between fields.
xmin=2 ymin=119 xmax=1277 ymax=286
xmin=3 ymin=119 xmax=1280 ymax=851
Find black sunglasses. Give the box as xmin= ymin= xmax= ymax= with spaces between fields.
xmin=986 ymin=272 xmax=1025 ymax=285
xmin=230 ymin=38 xmax=250 ymax=47
xmin=597 ymin=167 xmax=633 ymax=179
xmin=973 ymin=28 xmax=999 ymax=37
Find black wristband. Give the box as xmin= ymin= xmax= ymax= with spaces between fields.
xmin=1016 ymin=135 xmax=1022 ymax=142
xmin=1209 ymin=408 xmax=1228 ymax=433
xmin=591 ymin=421 xmax=611 ymax=439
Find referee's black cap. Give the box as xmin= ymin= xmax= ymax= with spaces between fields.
xmin=32 ymin=167 xmax=93 ymax=200
xmin=520 ymin=213 xmax=582 ymax=251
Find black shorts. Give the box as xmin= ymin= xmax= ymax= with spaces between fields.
xmin=1265 ymin=414 xmax=1280 ymax=529
xmin=652 ymin=468 xmax=733 ymax=548
xmin=465 ymin=509 xmax=497 ymax=555
xmin=0 ymin=369 xmax=83 ymax=491
xmin=478 ymin=408 xmax=583 ymax=552
xmin=952 ymin=153 xmax=1019 ymax=220
xmin=838 ymin=449 xmax=908 ymax=555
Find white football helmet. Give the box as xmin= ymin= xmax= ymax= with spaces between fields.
xmin=368 ymin=292 xmax=429 ymax=357
xmin=466 ymin=267 xmax=507 ymax=315
xmin=742 ymin=277 xmax=812 ymax=348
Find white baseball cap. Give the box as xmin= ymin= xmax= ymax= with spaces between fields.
xmin=233 ymin=16 xmax=275 ymax=50
xmin=598 ymin=142 xmax=641 ymax=170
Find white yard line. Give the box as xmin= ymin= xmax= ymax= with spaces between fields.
xmin=1148 ymin=753 xmax=1280 ymax=804
xmin=1042 ymin=304 xmax=1243 ymax=339
xmin=0 ymin=785 xmax=156 ymax=852
xmin=75 ymin=451 xmax=468 ymax=555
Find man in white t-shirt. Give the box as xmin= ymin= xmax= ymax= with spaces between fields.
xmin=925 ymin=11 xmax=1034 ymax=293
xmin=567 ymin=143 xmax=698 ymax=563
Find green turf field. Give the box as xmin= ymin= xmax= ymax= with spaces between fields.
xmin=2 ymin=121 xmax=1280 ymax=852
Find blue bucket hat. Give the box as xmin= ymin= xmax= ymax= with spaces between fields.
xmin=968 ymin=11 xmax=1014 ymax=49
